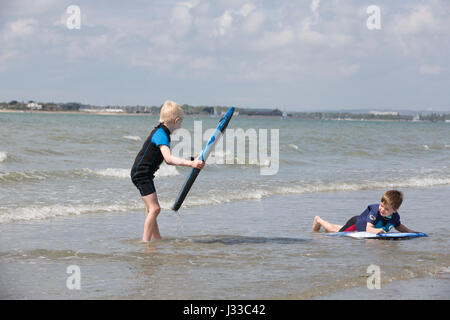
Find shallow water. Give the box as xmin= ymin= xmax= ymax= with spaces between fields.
xmin=1 ymin=112 xmax=449 ymax=299
xmin=1 ymin=113 xmax=450 ymax=222
xmin=1 ymin=186 xmax=449 ymax=299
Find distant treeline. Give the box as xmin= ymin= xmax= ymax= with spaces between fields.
xmin=1 ymin=100 xmax=82 ymax=111
xmin=289 ymin=112 xmax=413 ymax=121
xmin=289 ymin=112 xmax=450 ymax=122
xmin=1 ymin=100 xmax=449 ymax=121
xmin=418 ymin=113 xmax=450 ymax=122
xmin=0 ymin=101 xmax=229 ymax=114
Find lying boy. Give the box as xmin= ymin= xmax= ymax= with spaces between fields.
xmin=312 ymin=190 xmax=417 ymax=234
xmin=131 ymin=100 xmax=204 ymax=242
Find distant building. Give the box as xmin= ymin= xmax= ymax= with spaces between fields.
xmin=369 ymin=111 xmax=399 ymax=116
xmin=102 ymin=108 xmax=124 ymax=113
xmin=79 ymin=108 xmax=124 ymax=113
xmin=79 ymin=108 xmax=99 ymax=113
xmin=27 ymin=102 xmax=42 ymax=110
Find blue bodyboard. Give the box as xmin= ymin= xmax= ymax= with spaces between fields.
xmin=327 ymin=232 xmax=428 ymax=240
xmin=171 ymin=107 xmax=235 ymax=211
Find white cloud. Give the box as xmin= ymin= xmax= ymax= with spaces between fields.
xmin=0 ymin=51 xmax=17 ymax=72
xmin=1 ymin=0 xmax=448 ymax=90
xmin=3 ymin=18 xmax=39 ymax=41
xmin=215 ymin=10 xmax=233 ymax=36
xmin=66 ymin=34 xmax=110 ymax=60
xmin=170 ymin=2 xmax=194 ymax=38
xmin=255 ymin=28 xmax=295 ymax=50
xmin=238 ymin=3 xmax=255 ymax=17
xmin=0 ymin=0 xmax=63 ymax=16
xmin=188 ymin=56 xmax=216 ymax=70
xmin=131 ymin=47 xmax=184 ymax=72
xmin=241 ymin=10 xmax=266 ymax=35
xmin=302 ymin=0 xmax=320 ymax=30
xmin=310 ymin=0 xmax=320 ymax=13
xmin=299 ymin=29 xmax=326 ymax=46
xmin=298 ymin=0 xmax=353 ymax=48
xmin=390 ymin=6 xmax=435 ymax=35
xmin=419 ymin=64 xmax=441 ymax=75
xmin=338 ymin=63 xmax=360 ymax=77
xmin=384 ymin=3 xmax=450 ymax=59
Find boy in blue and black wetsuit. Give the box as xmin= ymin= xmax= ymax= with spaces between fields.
xmin=131 ymin=100 xmax=204 ymax=242
xmin=312 ymin=190 xmax=418 ymax=234
xmin=131 ymin=123 xmax=171 ymax=196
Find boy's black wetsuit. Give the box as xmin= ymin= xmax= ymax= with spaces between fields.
xmin=131 ymin=123 xmax=171 ymax=196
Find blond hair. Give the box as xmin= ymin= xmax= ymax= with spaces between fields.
xmin=159 ymin=100 xmax=183 ymax=123
xmin=381 ymin=190 xmax=403 ymax=211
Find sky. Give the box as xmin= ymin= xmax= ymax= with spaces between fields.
xmin=0 ymin=0 xmax=449 ymax=112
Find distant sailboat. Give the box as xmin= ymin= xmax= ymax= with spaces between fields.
xmin=211 ymin=106 xmax=218 ymax=118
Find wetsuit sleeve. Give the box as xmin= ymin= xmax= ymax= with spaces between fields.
xmin=151 ymin=128 xmax=170 ymax=147
xmin=356 ymin=206 xmax=372 ymax=231
xmin=393 ymin=213 xmax=401 ymax=228
xmin=364 ymin=206 xmax=377 ymax=225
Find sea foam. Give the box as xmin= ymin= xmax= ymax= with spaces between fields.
xmin=0 ymin=165 xmax=180 ymax=183
xmin=0 ymin=199 xmax=176 ymax=223
xmin=123 ymin=135 xmax=142 ymax=141
xmin=0 ymin=202 xmax=139 ymax=223
xmin=89 ymin=165 xmax=180 ymax=179
xmin=2 ymin=173 xmax=449 ymax=223
xmin=275 ymin=175 xmax=450 ymax=195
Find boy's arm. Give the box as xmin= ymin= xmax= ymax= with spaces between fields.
xmin=366 ymin=222 xmax=385 ymax=234
xmin=160 ymin=145 xmax=204 ymax=169
xmin=395 ymin=223 xmax=417 ymax=233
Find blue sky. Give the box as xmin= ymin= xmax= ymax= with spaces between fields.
xmin=0 ymin=0 xmax=449 ymax=111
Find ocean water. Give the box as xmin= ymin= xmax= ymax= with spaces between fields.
xmin=1 ymin=111 xmax=449 ymax=299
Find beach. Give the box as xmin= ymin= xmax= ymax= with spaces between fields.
xmin=1 ymin=111 xmax=449 ymax=299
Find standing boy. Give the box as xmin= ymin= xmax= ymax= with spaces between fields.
xmin=131 ymin=101 xmax=204 ymax=242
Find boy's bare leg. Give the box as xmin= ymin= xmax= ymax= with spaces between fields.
xmin=142 ymin=193 xmax=161 ymax=241
xmin=312 ymin=216 xmax=342 ymax=233
xmin=152 ymin=219 xmax=161 ymax=239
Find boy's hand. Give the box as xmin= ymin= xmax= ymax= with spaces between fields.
xmin=191 ymin=156 xmax=204 ymax=170
xmin=376 ymin=229 xmax=386 ymax=234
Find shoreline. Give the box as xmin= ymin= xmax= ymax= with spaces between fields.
xmin=1 ymin=109 xmax=445 ymax=122
xmin=0 ymin=109 xmax=150 ymax=116
xmin=1 ymin=185 xmax=448 ymax=299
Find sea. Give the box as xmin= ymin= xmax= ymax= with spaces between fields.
xmin=1 ymin=111 xmax=449 ymax=299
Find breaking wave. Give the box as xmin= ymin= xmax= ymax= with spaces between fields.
xmin=1 ymin=172 xmax=449 ymax=223
xmin=0 ymin=164 xmax=179 ymax=183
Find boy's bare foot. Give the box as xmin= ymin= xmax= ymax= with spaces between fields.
xmin=312 ymin=216 xmax=322 ymax=232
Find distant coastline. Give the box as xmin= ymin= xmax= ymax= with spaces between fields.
xmin=1 ymin=101 xmax=449 ymax=122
